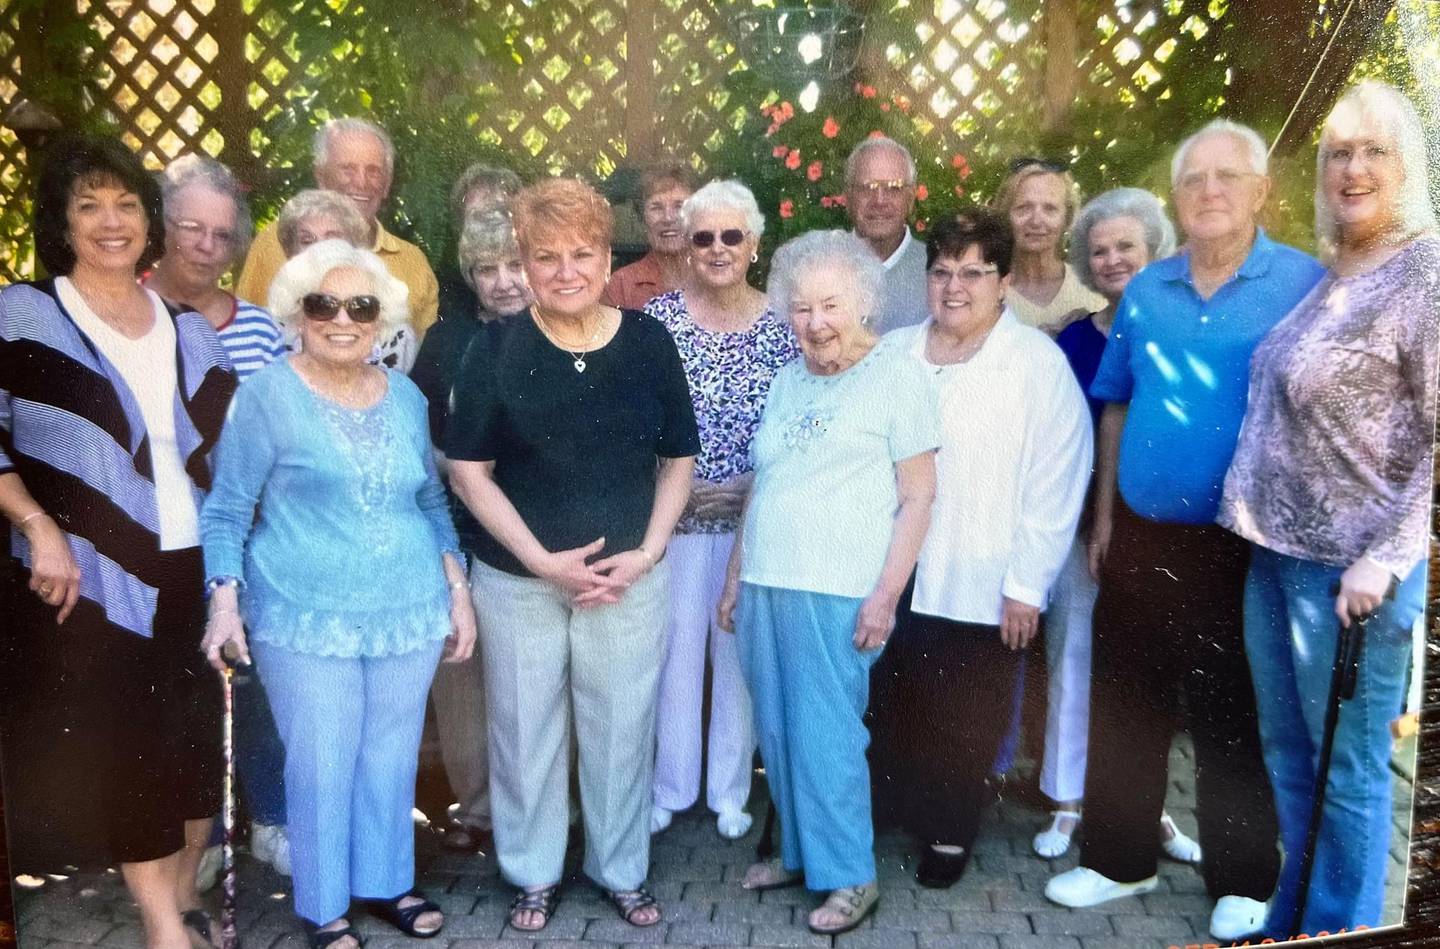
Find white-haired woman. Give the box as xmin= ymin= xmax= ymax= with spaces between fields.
xmin=200 ymin=239 xmax=477 ymax=949
xmin=644 ymin=179 xmax=798 ymax=840
xmin=273 ymin=189 xmax=415 ymax=372
xmin=1219 ymin=80 xmax=1438 ymax=938
xmin=717 ymin=230 xmax=938 ymax=935
xmin=1031 ymin=187 xmax=1199 ymax=865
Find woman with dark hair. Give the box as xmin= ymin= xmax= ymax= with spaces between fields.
xmin=873 ymin=209 xmax=1091 ymax=889
xmin=0 ymin=135 xmax=236 ymax=949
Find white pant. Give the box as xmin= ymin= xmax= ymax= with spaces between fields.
xmin=1041 ymin=537 xmax=1096 ymax=804
xmin=652 ymin=532 xmax=755 ymax=815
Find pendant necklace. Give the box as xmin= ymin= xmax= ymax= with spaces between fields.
xmin=534 ymin=308 xmax=605 ymax=373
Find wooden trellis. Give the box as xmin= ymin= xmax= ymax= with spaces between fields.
xmin=0 ymin=0 xmax=1232 ymax=284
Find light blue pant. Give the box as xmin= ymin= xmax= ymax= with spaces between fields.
xmin=736 ymin=583 xmax=882 ymax=891
xmin=1244 ymin=546 xmax=1422 ymax=937
xmin=254 ymin=638 xmax=444 ymax=925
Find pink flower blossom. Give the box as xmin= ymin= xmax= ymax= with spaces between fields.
xmin=773 ymin=145 xmax=789 ymax=159
xmin=822 ymin=116 xmax=840 ymax=139
xmin=915 ymin=184 xmax=928 ymax=201
xmin=779 ymin=199 xmax=794 ymax=219
xmin=806 ymin=160 xmax=823 ymax=182
xmin=785 ymin=150 xmax=802 ymax=170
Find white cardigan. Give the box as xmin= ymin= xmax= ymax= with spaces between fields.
xmin=890 ymin=310 xmax=1093 ymax=626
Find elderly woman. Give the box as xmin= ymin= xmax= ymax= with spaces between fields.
xmin=643 ymin=180 xmax=798 ymax=840
xmin=273 ymin=189 xmax=415 ymax=372
xmin=1032 ymin=188 xmax=1198 ymax=865
xmin=447 ymin=178 xmax=698 ymax=932
xmin=992 ymin=160 xmax=1105 ymax=334
xmin=871 ymin=209 xmax=1090 ymax=888
xmin=0 ymin=136 xmax=234 ymax=949
xmin=602 ymin=162 xmax=698 ymax=309
xmin=200 ymin=239 xmax=476 ymax=948
xmin=1219 ymin=80 xmax=1438 ymax=938
xmin=716 ymin=230 xmax=939 ymax=935
xmin=437 ymin=163 xmax=524 ymax=322
xmin=1045 ymin=120 xmax=1325 ymax=944
xmin=410 ymin=206 xmax=531 ymax=853
xmin=142 ymin=154 xmax=292 ymax=880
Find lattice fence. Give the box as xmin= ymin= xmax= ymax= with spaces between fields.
xmin=1 ymin=0 xmax=1240 ymax=283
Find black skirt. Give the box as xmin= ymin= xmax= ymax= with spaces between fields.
xmin=0 ymin=548 xmax=221 ymax=871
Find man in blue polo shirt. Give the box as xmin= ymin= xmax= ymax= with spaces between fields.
xmin=1044 ymin=120 xmax=1326 ymax=942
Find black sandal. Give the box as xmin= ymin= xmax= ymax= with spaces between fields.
xmin=300 ymin=919 xmax=363 ymax=949
xmin=181 ymin=909 xmax=218 ymax=948
xmin=603 ymin=886 xmax=661 ymax=927
xmin=362 ymin=888 xmax=444 ymax=938
xmin=508 ymin=883 xmax=560 ymax=931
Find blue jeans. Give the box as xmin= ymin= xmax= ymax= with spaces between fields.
xmin=1244 ymin=546 xmax=1422 ymax=938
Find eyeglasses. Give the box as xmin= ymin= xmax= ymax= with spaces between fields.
xmin=927 ymin=265 xmax=1000 ymax=285
xmin=691 ymin=229 xmax=747 ymax=248
xmin=1176 ymin=168 xmax=1258 ymax=194
xmin=1008 ymin=156 xmax=1067 ymax=174
xmin=854 ymin=179 xmax=911 ymax=196
xmin=167 ymin=217 xmax=237 ymax=248
xmin=301 ymin=292 xmax=382 ymax=323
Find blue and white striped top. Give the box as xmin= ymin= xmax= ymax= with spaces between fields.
xmin=218 ymin=298 xmax=285 ymax=381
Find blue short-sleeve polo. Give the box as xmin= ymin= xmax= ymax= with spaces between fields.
xmin=1089 ymin=229 xmax=1325 ymax=523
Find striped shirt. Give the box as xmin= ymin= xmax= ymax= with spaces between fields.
xmin=0 ymin=279 xmax=236 ymax=638
xmin=218 ymin=298 xmax=285 ymax=380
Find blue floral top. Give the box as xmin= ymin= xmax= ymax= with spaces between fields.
xmin=201 ymin=359 xmax=460 ymax=657
xmin=645 ymin=289 xmax=800 ymax=534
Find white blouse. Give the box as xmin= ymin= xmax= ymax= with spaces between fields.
xmin=891 ymin=310 xmax=1093 ymax=625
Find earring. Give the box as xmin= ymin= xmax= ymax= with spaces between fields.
xmin=750 ymin=251 xmax=759 ymax=263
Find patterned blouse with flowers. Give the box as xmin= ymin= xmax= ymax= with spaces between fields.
xmin=645 ymin=289 xmax=800 ymax=534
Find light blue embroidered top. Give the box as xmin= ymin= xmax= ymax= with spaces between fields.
xmin=740 ymin=337 xmax=940 ymax=599
xmin=201 ymin=359 xmax=460 ymax=657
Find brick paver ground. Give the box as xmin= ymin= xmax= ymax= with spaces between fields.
xmin=12 ymin=738 xmax=1413 ymax=949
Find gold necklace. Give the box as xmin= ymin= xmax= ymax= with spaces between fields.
xmin=533 ymin=308 xmax=606 ymax=373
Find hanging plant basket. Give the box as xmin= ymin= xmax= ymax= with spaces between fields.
xmin=730 ymin=3 xmax=867 ymax=83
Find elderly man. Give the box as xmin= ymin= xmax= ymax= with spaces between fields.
xmin=1044 ymin=120 xmax=1325 ymax=942
xmin=843 ymin=136 xmax=927 ymax=334
xmin=236 ymin=117 xmax=440 ymax=338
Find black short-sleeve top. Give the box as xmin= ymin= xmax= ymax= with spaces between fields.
xmin=447 ymin=308 xmax=700 ymax=576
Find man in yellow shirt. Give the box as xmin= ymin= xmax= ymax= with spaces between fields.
xmin=236 ymin=117 xmax=440 ymax=339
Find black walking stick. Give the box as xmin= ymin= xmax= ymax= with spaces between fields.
xmin=1289 ymin=581 xmax=1395 ymax=937
xmin=220 ymin=644 xmax=243 ymax=949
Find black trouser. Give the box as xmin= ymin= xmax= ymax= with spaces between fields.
xmin=871 ymin=595 xmax=1023 ymax=850
xmin=1080 ymin=501 xmax=1279 ymax=900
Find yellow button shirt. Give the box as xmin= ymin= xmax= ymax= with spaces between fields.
xmin=235 ymin=219 xmax=440 ymax=339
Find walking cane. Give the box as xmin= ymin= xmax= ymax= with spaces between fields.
xmin=220 ymin=643 xmax=242 ymax=949
xmin=1288 ymin=582 xmax=1394 ymax=937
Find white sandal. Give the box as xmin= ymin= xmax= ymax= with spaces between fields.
xmin=1160 ymin=812 xmax=1202 ymax=864
xmin=1033 ymin=809 xmax=1082 ymax=858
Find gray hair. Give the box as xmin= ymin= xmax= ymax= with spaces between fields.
xmin=276 ymin=189 xmax=369 ymax=258
xmin=458 ymin=208 xmax=520 ymax=291
xmin=159 ymin=154 xmax=254 ymax=263
xmin=1068 ymin=188 xmax=1178 ymax=293
xmin=266 ymin=238 xmax=410 ymax=341
xmin=767 ymin=230 xmax=885 ymax=327
xmin=1170 ymin=119 xmax=1269 ymax=187
xmin=679 ymin=179 xmax=765 ymax=238
xmin=1315 ymin=79 xmax=1438 ymax=258
xmin=450 ymin=162 xmax=522 ymax=224
xmin=313 ymin=117 xmax=395 ymax=176
xmin=845 ymin=136 xmax=917 ymax=187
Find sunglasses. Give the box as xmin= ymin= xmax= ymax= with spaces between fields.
xmin=301 ymin=293 xmax=382 ymax=323
xmin=691 ymin=229 xmax=747 ymax=248
xmin=1008 ymin=156 xmax=1067 ymax=174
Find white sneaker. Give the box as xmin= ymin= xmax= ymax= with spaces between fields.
xmin=1209 ymin=895 xmax=1266 ymax=941
xmin=650 ymin=805 xmax=673 ymax=834
xmin=1044 ymin=866 xmax=1159 ymax=908
xmin=716 ymin=809 xmax=753 ymax=840
xmin=1159 ymin=812 xmax=1202 ymax=864
xmin=194 ymin=844 xmax=222 ymax=893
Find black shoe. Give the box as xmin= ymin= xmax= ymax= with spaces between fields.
xmin=915 ymin=845 xmax=970 ymax=889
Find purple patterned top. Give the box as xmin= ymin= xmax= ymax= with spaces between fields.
xmin=1219 ymin=235 xmax=1440 ymax=577
xmin=646 ymin=289 xmax=800 ymax=534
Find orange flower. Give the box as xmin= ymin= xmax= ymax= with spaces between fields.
xmin=915 ymin=218 xmax=927 ymax=232
xmin=855 ymin=84 xmax=877 ymax=99
xmin=779 ymin=198 xmax=794 ymax=219
xmin=833 ymin=193 xmax=847 ymax=207
xmin=895 ymin=95 xmax=911 ymax=114
xmin=951 ymin=153 xmax=972 ymax=179
xmin=916 ymin=184 xmax=928 ymax=200
xmin=880 ymin=101 xmax=891 ymax=112
xmin=785 ymin=149 xmax=802 ymax=170
xmin=822 ymin=116 xmax=840 ymax=139
xmin=807 ymin=160 xmax=823 ymax=182
xmin=868 ymin=129 xmax=885 ymax=139
xmin=953 ymin=185 xmax=967 ymax=197
xmin=773 ymin=145 xmax=789 ymax=159
xmin=779 ymin=100 xmax=794 ymax=118
xmin=820 ymin=195 xmax=834 ymax=208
